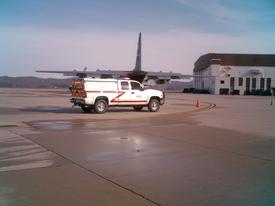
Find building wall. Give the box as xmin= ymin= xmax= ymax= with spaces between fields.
xmin=193 ymin=65 xmax=216 ymax=93
xmin=194 ymin=65 xmax=275 ymax=95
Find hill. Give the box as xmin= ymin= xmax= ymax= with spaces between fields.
xmin=0 ymin=76 xmax=72 ymax=88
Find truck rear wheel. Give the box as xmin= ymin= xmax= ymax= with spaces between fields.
xmin=133 ymin=106 xmax=143 ymax=111
xmin=81 ymin=106 xmax=93 ymax=113
xmin=94 ymin=99 xmax=108 ymax=114
xmin=148 ymin=98 xmax=160 ymax=112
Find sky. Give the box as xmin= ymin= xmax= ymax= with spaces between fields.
xmin=0 ymin=0 xmax=275 ymax=77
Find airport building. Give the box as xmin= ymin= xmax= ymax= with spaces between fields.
xmin=193 ymin=53 xmax=275 ymax=95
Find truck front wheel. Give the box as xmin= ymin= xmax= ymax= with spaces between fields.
xmin=148 ymin=98 xmax=160 ymax=112
xmin=94 ymin=99 xmax=108 ymax=114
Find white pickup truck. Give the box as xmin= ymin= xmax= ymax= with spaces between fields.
xmin=70 ymin=78 xmax=165 ymax=113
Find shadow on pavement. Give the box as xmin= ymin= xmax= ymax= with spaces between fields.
xmin=21 ymin=106 xmax=149 ymax=114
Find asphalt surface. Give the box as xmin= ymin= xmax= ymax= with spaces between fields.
xmin=0 ymin=88 xmax=275 ymax=206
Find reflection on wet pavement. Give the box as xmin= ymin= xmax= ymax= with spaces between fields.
xmin=29 ymin=116 xmax=194 ymax=131
xmin=21 ymin=106 xmax=81 ymax=114
xmin=31 ymin=121 xmax=73 ymax=130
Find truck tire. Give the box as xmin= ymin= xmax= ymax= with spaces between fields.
xmin=133 ymin=106 xmax=143 ymax=111
xmin=148 ymin=98 xmax=160 ymax=112
xmin=94 ymin=99 xmax=108 ymax=114
xmin=81 ymin=106 xmax=93 ymax=113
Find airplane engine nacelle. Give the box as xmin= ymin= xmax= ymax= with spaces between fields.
xmin=156 ymin=79 xmax=169 ymax=84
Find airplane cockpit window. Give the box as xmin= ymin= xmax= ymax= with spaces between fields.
xmin=130 ymin=82 xmax=142 ymax=90
xmin=121 ymin=81 xmax=129 ymax=90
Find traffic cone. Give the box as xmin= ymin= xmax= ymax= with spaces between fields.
xmin=196 ymin=98 xmax=200 ymax=107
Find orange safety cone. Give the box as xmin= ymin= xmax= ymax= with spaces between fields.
xmin=196 ymin=98 xmax=200 ymax=107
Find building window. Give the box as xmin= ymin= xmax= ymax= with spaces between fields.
xmin=260 ymin=78 xmax=265 ymax=90
xmin=267 ymin=78 xmax=271 ymax=90
xmin=220 ymin=80 xmax=224 ymax=84
xmin=238 ymin=78 xmax=243 ymax=86
xmin=230 ymin=77 xmax=235 ymax=94
xmin=246 ymin=78 xmax=250 ymax=90
xmin=252 ymin=78 xmax=256 ymax=90
xmin=230 ymin=77 xmax=235 ymax=86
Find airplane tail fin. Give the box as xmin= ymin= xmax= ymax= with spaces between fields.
xmin=134 ymin=32 xmax=142 ymax=72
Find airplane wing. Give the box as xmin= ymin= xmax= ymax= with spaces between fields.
xmin=36 ymin=69 xmax=214 ymax=84
xmin=36 ymin=69 xmax=131 ymax=78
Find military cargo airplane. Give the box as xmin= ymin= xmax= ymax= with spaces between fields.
xmin=36 ymin=33 xmax=209 ymax=84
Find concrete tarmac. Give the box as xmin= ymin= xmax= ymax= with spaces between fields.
xmin=0 ymin=88 xmax=275 ymax=206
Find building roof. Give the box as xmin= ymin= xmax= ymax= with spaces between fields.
xmin=194 ymin=53 xmax=275 ymax=72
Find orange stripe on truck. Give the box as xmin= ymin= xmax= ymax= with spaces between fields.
xmin=111 ymin=100 xmax=147 ymax=103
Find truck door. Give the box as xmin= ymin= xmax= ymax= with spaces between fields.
xmin=114 ymin=80 xmax=147 ymax=105
xmin=129 ymin=81 xmax=148 ymax=105
xmin=116 ymin=81 xmax=133 ymax=105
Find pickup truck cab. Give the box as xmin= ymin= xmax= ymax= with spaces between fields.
xmin=70 ymin=78 xmax=165 ymax=113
